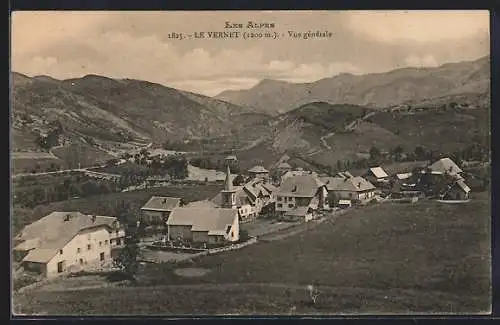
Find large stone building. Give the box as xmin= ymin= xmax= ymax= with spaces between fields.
xmin=13 ymin=212 xmax=125 ymax=277
xmin=275 ymin=174 xmax=328 ymax=221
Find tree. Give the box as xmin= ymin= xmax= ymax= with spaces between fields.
xmin=414 ymin=146 xmax=426 ymax=161
xmin=392 ymin=145 xmax=404 ymax=162
xmin=113 ymin=234 xmax=142 ymax=282
xmin=233 ymin=174 xmax=246 ymax=186
xmin=369 ymin=146 xmax=381 ymax=161
xmin=327 ymin=191 xmax=338 ymax=207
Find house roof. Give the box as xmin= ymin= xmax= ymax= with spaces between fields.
xmin=368 ymin=167 xmax=389 ymax=179
xmin=320 ymin=176 xmax=375 ymax=192
xmin=141 ymin=196 xmax=181 ymax=212
xmin=284 ymin=206 xmax=310 ymax=217
xmin=185 ymin=200 xmax=219 ymax=208
xmin=277 ymin=175 xmax=325 ymax=197
xmin=167 ymin=207 xmax=237 ymax=233
xmin=23 ymin=248 xmax=60 ymax=264
xmin=456 ymin=180 xmax=471 ymax=193
xmin=17 ymin=212 xmax=120 ymax=263
xmin=242 ymin=178 xmax=275 ymax=199
xmin=212 ymin=186 xmax=253 ymax=207
xmin=261 ymin=182 xmax=277 ymax=194
xmin=395 ymin=172 xmax=412 ymax=180
xmin=248 ymin=165 xmax=269 ymax=173
xmin=429 ymin=157 xmax=463 ymax=175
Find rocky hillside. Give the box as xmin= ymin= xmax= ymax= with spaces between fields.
xmin=11 ymin=73 xmax=270 ymax=153
xmin=216 ymin=56 xmax=490 ymax=115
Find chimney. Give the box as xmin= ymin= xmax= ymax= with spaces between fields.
xmin=163 ymin=198 xmax=167 ymax=204
xmin=64 ymin=214 xmax=71 ymax=222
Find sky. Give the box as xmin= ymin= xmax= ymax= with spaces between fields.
xmin=11 ymin=10 xmax=490 ymax=96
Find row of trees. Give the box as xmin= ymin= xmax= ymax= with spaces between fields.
xmin=13 ymin=176 xmax=121 ymax=208
xmin=34 ymin=120 xmax=64 ymax=150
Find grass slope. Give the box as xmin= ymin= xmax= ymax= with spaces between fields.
xmin=14 ymin=192 xmax=491 ymax=315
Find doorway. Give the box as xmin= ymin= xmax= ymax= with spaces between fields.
xmin=57 ymin=261 xmax=65 ymax=273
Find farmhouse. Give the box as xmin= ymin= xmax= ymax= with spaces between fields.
xmin=140 ymin=196 xmax=181 ymax=225
xmin=429 ymin=157 xmax=464 ymax=179
xmin=321 ymin=176 xmax=376 ymax=203
xmin=275 ymin=174 xmax=328 ymax=221
xmin=13 ymin=212 xmax=125 ymax=277
xmin=167 ymin=207 xmax=239 ymax=244
xmin=363 ymin=166 xmax=389 ymax=185
xmin=248 ymin=165 xmax=270 ymax=181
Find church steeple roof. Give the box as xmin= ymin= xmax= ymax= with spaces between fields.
xmin=223 ymin=164 xmax=235 ymax=192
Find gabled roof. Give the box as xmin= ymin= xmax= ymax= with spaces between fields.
xmin=395 ymin=172 xmax=412 ymax=180
xmin=185 ymin=200 xmax=218 ymax=208
xmin=429 ymin=157 xmax=463 ymax=175
xmin=368 ymin=167 xmax=389 ymax=179
xmin=212 ymin=186 xmax=253 ymax=207
xmin=248 ymin=165 xmax=269 ymax=173
xmin=141 ymin=196 xmax=181 ymax=212
xmin=456 ymin=180 xmax=471 ymax=193
xmin=17 ymin=212 xmax=120 ymax=263
xmin=320 ymin=176 xmax=375 ymax=192
xmin=277 ymin=175 xmax=325 ymax=197
xmin=167 ymin=207 xmax=237 ymax=233
xmin=261 ymin=182 xmax=278 ymax=194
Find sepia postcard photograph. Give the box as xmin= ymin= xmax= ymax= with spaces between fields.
xmin=10 ymin=10 xmax=491 ymax=316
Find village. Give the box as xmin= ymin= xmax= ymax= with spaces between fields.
xmin=12 ymin=153 xmax=476 ymax=282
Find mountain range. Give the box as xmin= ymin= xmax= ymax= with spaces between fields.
xmin=11 ymin=55 xmax=490 ymax=171
xmin=216 ymin=56 xmax=490 ymax=115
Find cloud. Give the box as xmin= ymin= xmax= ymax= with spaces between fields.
xmin=404 ymin=55 xmax=439 ymax=68
xmin=12 ymin=28 xmax=359 ymax=95
xmin=11 ymin=11 xmax=489 ymax=96
xmin=346 ymin=10 xmax=489 ymax=43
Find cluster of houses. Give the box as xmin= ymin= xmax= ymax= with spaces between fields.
xmin=13 ymin=154 xmax=472 ymax=278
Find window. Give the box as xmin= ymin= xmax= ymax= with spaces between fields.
xmin=105 ymin=240 xmax=109 ymax=245
xmin=79 ymin=258 xmax=84 ymax=265
xmin=100 ymin=252 xmax=105 ymax=261
xmin=59 ymin=249 xmax=63 ymax=255
xmin=277 ymin=197 xmax=282 ymax=201
xmin=77 ymin=248 xmax=81 ymax=253
xmin=110 ymin=239 xmax=115 ymax=245
xmin=99 ymin=241 xmax=102 ymax=247
xmin=87 ymin=244 xmax=92 ymax=251
xmin=116 ymin=239 xmax=122 ymax=246
xmin=288 ymin=204 xmax=294 ymax=208
xmin=277 ymin=204 xmax=283 ymax=208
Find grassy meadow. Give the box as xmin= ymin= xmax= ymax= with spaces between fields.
xmin=14 ymin=191 xmax=491 ymax=315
